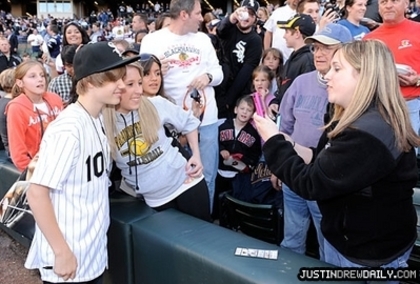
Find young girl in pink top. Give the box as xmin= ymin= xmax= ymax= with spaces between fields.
xmin=252 ymin=65 xmax=276 ymax=117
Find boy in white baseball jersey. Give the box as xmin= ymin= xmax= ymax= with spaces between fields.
xmin=24 ymin=42 xmax=140 ymax=283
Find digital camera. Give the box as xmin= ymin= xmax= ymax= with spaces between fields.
xmin=190 ymin=89 xmax=201 ymax=103
xmin=323 ymin=0 xmax=342 ymax=20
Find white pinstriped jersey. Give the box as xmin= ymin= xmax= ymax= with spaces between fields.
xmin=24 ymin=103 xmax=110 ymax=282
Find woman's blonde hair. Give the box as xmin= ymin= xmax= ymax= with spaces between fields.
xmin=326 ymin=40 xmax=420 ymax=152
xmin=103 ymin=62 xmax=161 ymax=159
xmin=11 ymin=60 xmax=47 ymax=98
xmin=0 ymin=68 xmax=15 ymax=93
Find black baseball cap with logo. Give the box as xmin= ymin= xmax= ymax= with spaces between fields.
xmin=73 ymin=41 xmax=140 ymax=81
xmin=241 ymin=0 xmax=260 ymax=15
xmin=277 ymin=14 xmax=316 ymax=37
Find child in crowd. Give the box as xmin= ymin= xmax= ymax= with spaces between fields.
xmin=261 ymin=48 xmax=283 ymax=96
xmin=0 ymin=68 xmax=14 ymax=162
xmin=218 ymin=95 xmax=262 ymax=202
xmin=252 ymin=64 xmax=276 ymax=113
xmin=5 ymin=60 xmax=63 ymax=171
xmin=25 ymin=41 xmax=140 ymax=283
xmin=250 ymin=65 xmax=284 ymax=210
xmin=22 ymin=53 xmax=31 ymax=62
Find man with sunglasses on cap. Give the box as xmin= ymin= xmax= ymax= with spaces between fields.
xmin=215 ymin=0 xmax=263 ymax=119
xmin=24 ymin=42 xmax=140 ymax=283
xmin=140 ymin=0 xmax=223 ymax=214
xmin=273 ymin=23 xmax=353 ymax=260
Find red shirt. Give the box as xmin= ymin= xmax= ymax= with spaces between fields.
xmin=364 ymin=19 xmax=420 ymax=99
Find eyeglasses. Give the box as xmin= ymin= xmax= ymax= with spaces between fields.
xmin=310 ymin=43 xmax=338 ymax=54
xmin=139 ymin=53 xmax=161 ymax=66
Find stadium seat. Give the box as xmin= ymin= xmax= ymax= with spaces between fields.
xmin=219 ymin=191 xmax=283 ymax=245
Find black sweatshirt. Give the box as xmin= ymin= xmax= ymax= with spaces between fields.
xmin=217 ymin=17 xmax=262 ymax=108
xmin=263 ymin=107 xmax=417 ymax=265
xmin=271 ymin=45 xmax=315 ymax=106
xmin=219 ymin=118 xmax=261 ymax=172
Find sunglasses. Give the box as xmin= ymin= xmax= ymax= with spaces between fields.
xmin=139 ymin=53 xmax=161 ymax=67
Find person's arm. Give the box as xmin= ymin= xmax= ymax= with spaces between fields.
xmin=7 ymin=103 xmax=31 ymax=171
xmin=216 ymin=9 xmax=240 ymax=39
xmin=398 ymin=68 xmax=419 ymax=87
xmin=263 ymin=30 xmax=272 ymax=49
xmin=319 ymin=8 xmax=338 ymax=31
xmin=262 ymin=128 xmax=395 ymax=201
xmin=252 ymin=114 xmax=313 ymax=164
xmin=184 ymin=129 xmax=203 ymax=178
xmin=263 ymin=16 xmax=274 ymax=49
xmin=26 ymin=183 xmax=77 ymax=281
xmin=189 ymin=35 xmax=224 ymax=91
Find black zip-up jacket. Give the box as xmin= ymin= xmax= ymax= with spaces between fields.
xmin=0 ymin=53 xmax=21 ymax=74
xmin=263 ymin=107 xmax=417 ymax=266
xmin=219 ymin=119 xmax=261 ymax=172
xmin=271 ymin=45 xmax=315 ymax=106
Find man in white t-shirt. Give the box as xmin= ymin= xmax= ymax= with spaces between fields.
xmin=141 ymin=0 xmax=223 ymax=214
xmin=264 ymin=0 xmax=298 ymax=61
xmin=27 ymin=29 xmax=44 ymax=56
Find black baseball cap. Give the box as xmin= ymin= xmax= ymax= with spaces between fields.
xmin=74 ymin=41 xmax=140 ymax=81
xmin=277 ymin=14 xmax=316 ymax=37
xmin=241 ymin=0 xmax=260 ymax=14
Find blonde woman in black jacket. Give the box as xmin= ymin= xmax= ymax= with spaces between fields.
xmin=253 ymin=40 xmax=420 ymax=274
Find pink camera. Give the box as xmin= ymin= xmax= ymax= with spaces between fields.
xmin=252 ymin=92 xmax=265 ymax=117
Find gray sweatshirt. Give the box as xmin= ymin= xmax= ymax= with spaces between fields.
xmin=114 ymin=96 xmax=200 ymax=207
xmin=279 ymin=70 xmax=329 ymax=148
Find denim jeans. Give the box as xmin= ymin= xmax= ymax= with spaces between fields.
xmin=324 ymin=239 xmax=413 ymax=284
xmin=281 ymin=184 xmax=325 ymax=261
xmin=199 ymin=122 xmax=219 ymax=213
xmin=406 ymin=98 xmax=420 ymax=153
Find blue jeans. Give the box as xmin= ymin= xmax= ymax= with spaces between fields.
xmin=324 ymin=239 xmax=413 ymax=284
xmin=406 ymin=98 xmax=420 ymax=153
xmin=199 ymin=122 xmax=219 ymax=213
xmin=281 ymin=184 xmax=324 ymax=261
xmin=406 ymin=98 xmax=420 ymax=134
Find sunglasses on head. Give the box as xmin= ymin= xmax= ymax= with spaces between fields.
xmin=139 ymin=53 xmax=161 ymax=66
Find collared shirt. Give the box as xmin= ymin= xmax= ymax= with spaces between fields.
xmin=48 ymin=72 xmax=72 ymax=102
